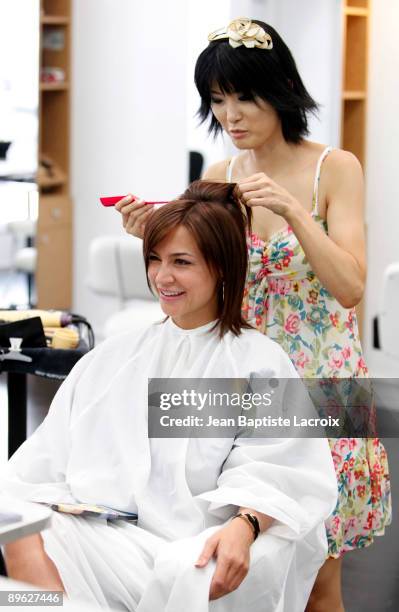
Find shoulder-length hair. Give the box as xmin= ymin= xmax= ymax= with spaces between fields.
xmin=194 ymin=20 xmax=318 ymax=143
xmin=143 ymin=180 xmax=252 ymax=338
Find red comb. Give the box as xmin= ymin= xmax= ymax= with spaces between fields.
xmin=100 ymin=195 xmax=168 ymax=207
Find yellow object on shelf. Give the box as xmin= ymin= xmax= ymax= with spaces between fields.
xmin=44 ymin=327 xmax=79 ymax=350
xmin=0 ymin=310 xmax=66 ymax=327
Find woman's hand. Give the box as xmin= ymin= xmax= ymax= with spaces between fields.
xmin=238 ymin=172 xmax=301 ymax=220
xmin=114 ymin=194 xmax=155 ymax=239
xmin=195 ymin=519 xmax=253 ymax=601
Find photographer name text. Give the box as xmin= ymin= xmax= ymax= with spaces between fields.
xmin=159 ymin=415 xmax=340 ymax=428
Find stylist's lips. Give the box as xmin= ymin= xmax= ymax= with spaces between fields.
xmin=230 ymin=130 xmax=248 ymax=139
xmin=159 ymin=289 xmax=186 ymax=302
xmin=230 ymin=130 xmax=248 ymax=138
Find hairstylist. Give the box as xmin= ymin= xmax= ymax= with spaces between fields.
xmin=116 ymin=18 xmax=391 ymax=612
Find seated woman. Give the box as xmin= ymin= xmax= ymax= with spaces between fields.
xmin=1 ymin=181 xmax=337 ymax=612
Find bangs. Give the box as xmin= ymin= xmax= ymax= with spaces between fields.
xmin=197 ymin=44 xmax=256 ymax=100
xmin=144 ymin=201 xmax=190 ymax=259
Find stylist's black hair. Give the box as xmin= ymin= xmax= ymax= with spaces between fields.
xmin=194 ymin=20 xmax=318 ymax=143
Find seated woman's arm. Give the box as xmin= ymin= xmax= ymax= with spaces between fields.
xmin=195 ymin=507 xmax=273 ymax=601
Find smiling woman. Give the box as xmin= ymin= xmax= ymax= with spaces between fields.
xmin=0 ymin=180 xmax=338 ymax=612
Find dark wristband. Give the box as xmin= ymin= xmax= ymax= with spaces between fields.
xmin=233 ymin=512 xmax=260 ymax=540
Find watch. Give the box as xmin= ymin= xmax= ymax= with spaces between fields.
xmin=233 ymin=512 xmax=260 ymax=540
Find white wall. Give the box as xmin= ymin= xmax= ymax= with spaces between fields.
xmin=0 ymin=0 xmax=40 ymax=175
xmin=71 ymin=0 xmax=188 ymax=332
xmin=364 ymin=0 xmax=399 ymax=376
xmin=186 ymin=0 xmax=230 ymax=171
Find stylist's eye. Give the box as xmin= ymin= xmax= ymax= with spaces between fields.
xmin=148 ymin=254 xmax=160 ymax=262
xmin=238 ymin=93 xmax=254 ymax=102
xmin=211 ymin=97 xmax=223 ymax=105
xmin=175 ymin=258 xmax=191 ymax=266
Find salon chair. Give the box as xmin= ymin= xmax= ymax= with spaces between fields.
xmin=87 ymin=235 xmax=163 ymax=338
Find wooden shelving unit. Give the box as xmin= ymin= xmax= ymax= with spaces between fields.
xmin=341 ymin=0 xmax=369 ymax=165
xmin=40 ymin=82 xmax=70 ymax=91
xmin=341 ymin=0 xmax=370 ymax=337
xmin=36 ymin=0 xmax=72 ymax=309
xmin=41 ymin=15 xmax=70 ymax=25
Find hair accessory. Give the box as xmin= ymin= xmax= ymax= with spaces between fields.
xmin=208 ymin=17 xmax=273 ymax=50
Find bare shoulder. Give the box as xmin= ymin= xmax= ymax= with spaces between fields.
xmin=324 ymin=148 xmax=363 ymax=181
xmin=202 ymin=159 xmax=230 ymax=181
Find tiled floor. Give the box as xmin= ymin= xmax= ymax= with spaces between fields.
xmin=0 ymin=374 xmax=397 ymax=610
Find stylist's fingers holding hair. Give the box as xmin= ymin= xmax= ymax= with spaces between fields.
xmin=115 ymin=194 xmax=155 ymax=239
xmin=238 ymin=173 xmax=300 ymax=218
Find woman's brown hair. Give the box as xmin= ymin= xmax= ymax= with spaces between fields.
xmin=143 ymin=180 xmax=252 ymax=337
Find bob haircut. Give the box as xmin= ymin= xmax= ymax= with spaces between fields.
xmin=194 ymin=20 xmax=318 ymax=143
xmin=143 ymin=180 xmax=252 ymax=338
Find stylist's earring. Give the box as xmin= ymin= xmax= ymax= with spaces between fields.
xmin=222 ymin=283 xmax=225 ymax=302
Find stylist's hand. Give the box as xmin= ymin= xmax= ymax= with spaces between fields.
xmin=238 ymin=173 xmax=301 ymax=219
xmin=115 ymin=194 xmax=155 ymax=239
xmin=195 ymin=519 xmax=253 ymax=601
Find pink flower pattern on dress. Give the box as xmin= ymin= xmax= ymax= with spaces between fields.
xmin=284 ymin=313 xmax=300 ymax=334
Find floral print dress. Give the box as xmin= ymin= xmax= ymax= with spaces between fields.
xmin=229 ymin=146 xmax=391 ymax=558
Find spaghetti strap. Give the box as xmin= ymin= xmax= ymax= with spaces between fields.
xmin=226 ymin=156 xmax=238 ymax=182
xmin=312 ymin=146 xmax=333 ymax=216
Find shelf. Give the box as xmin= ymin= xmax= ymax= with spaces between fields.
xmin=42 ymin=1 xmax=70 ymax=18
xmin=342 ymin=99 xmax=366 ymax=170
xmin=343 ymin=90 xmax=366 ymax=100
xmin=37 ymin=0 xmax=72 ymax=309
xmin=41 ymin=16 xmax=69 ymax=25
xmin=344 ymin=7 xmax=369 ymax=17
xmin=344 ymin=15 xmax=368 ymax=91
xmin=40 ymin=81 xmax=69 ymax=91
xmin=38 ymin=175 xmax=67 ymax=190
xmin=345 ymin=0 xmax=368 ymax=8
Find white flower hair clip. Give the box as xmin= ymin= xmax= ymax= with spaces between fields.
xmin=208 ymin=17 xmax=273 ymax=50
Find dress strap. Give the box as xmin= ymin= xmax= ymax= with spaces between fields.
xmin=226 ymin=156 xmax=238 ymax=182
xmin=312 ymin=146 xmax=333 ymax=216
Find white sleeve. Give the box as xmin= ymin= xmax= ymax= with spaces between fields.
xmin=197 ymin=437 xmax=337 ymax=540
xmin=0 ymin=349 xmax=96 ymax=504
xmin=198 ymin=343 xmax=338 ymax=541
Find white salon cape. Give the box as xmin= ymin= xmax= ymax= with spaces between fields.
xmin=0 ymin=319 xmax=337 ymax=612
